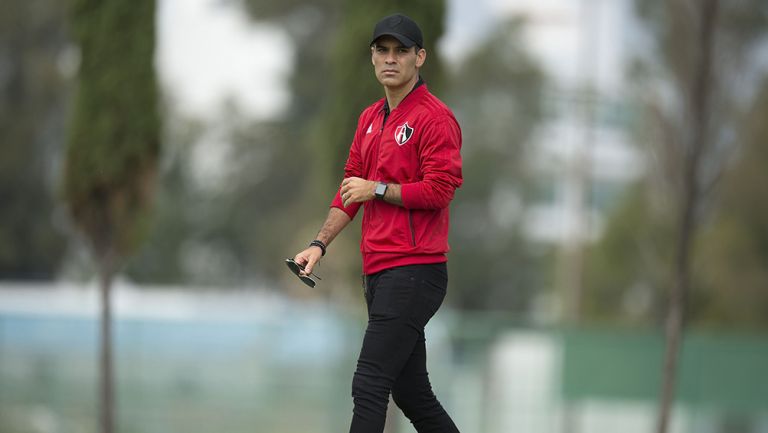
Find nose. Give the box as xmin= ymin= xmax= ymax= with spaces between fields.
xmin=384 ymin=50 xmax=397 ymax=64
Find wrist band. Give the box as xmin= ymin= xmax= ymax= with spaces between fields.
xmin=310 ymin=240 xmax=327 ymax=256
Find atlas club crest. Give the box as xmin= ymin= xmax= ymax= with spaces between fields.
xmin=394 ymin=122 xmax=414 ymax=146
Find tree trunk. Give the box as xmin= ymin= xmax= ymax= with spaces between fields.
xmin=656 ymin=216 xmax=691 ymax=433
xmin=656 ymin=1 xmax=719 ymax=432
xmin=98 ymin=252 xmax=115 ymax=433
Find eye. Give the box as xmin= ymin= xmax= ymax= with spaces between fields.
xmin=398 ymin=48 xmax=410 ymax=54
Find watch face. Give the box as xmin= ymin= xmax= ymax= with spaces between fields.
xmin=376 ymin=182 xmax=387 ymax=198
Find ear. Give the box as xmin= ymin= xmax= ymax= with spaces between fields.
xmin=371 ymin=46 xmax=376 ymax=66
xmin=416 ymin=48 xmax=426 ymax=68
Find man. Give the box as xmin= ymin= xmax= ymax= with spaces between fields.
xmin=292 ymin=13 xmax=462 ymax=433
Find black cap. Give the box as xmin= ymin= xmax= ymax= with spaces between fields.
xmin=370 ymin=14 xmax=424 ymax=49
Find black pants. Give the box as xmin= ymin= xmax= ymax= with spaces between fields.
xmin=349 ymin=263 xmax=460 ymax=433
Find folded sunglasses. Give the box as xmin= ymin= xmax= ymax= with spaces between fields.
xmin=285 ymin=258 xmax=322 ymax=288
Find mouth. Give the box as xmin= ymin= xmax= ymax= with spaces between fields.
xmin=382 ymin=69 xmax=398 ymax=75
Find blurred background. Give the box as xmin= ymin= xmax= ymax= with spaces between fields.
xmin=1 ymin=0 xmax=767 ymax=432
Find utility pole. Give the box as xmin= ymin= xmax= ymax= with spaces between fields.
xmin=560 ymin=1 xmax=601 ymax=433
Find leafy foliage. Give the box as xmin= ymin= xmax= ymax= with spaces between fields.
xmin=64 ymin=0 xmax=160 ymax=263
xmin=446 ymin=20 xmax=548 ymax=311
xmin=126 ymin=0 xmax=450 ymax=291
xmin=0 ymin=0 xmax=69 ymax=279
xmin=695 ymin=79 xmax=768 ymax=327
xmin=585 ymin=0 xmax=768 ymax=328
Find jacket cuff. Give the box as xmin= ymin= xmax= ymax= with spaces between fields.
xmin=330 ymin=190 xmax=362 ymax=219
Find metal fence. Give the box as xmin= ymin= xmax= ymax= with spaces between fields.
xmin=1 ymin=284 xmax=767 ymax=433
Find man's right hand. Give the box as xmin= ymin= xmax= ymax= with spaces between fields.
xmin=294 ymin=207 xmax=352 ymax=277
xmin=294 ymin=246 xmax=324 ymax=276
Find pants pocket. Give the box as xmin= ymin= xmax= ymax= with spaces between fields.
xmin=410 ymin=264 xmax=447 ymax=328
xmin=414 ymin=278 xmax=446 ymax=328
xmin=367 ymin=269 xmax=416 ymax=319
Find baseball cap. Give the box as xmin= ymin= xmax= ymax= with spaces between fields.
xmin=370 ymin=14 xmax=424 ymax=49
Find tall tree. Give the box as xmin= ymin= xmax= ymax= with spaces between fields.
xmin=623 ymin=1 xmax=767 ymax=431
xmin=585 ymin=0 xmax=768 ymax=327
xmin=655 ymin=3 xmax=720 ymax=431
xmin=63 ymin=1 xmax=160 ymax=432
xmin=0 ymin=0 xmax=69 ymax=279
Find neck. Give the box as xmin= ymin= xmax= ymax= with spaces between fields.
xmin=385 ymin=75 xmax=419 ymax=110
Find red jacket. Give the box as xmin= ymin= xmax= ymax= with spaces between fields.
xmin=331 ymin=83 xmax=463 ymax=275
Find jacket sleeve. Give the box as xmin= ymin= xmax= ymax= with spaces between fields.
xmin=329 ymin=112 xmax=367 ymax=220
xmin=400 ymin=115 xmax=463 ymax=210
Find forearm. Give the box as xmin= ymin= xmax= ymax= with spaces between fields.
xmin=340 ymin=176 xmax=456 ymax=209
xmin=294 ymin=207 xmax=352 ymax=275
xmin=382 ymin=183 xmax=403 ymax=206
xmin=315 ymin=207 xmax=352 ymax=246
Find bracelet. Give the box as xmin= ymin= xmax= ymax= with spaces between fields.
xmin=310 ymin=240 xmax=327 ymax=256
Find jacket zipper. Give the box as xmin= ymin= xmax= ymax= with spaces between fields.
xmin=372 ymin=108 xmax=388 ymax=178
xmin=408 ymin=210 xmax=416 ymax=246
xmin=364 ymin=109 xmax=386 ymax=253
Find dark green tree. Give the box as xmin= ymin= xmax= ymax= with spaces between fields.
xmin=695 ymin=78 xmax=768 ymax=327
xmin=0 ymin=0 xmax=69 ymax=279
xmin=126 ymin=110 xmax=306 ymax=286
xmin=583 ymin=184 xmax=672 ymax=324
xmin=63 ymin=1 xmax=160 ymax=432
xmin=446 ymin=20 xmax=547 ymax=312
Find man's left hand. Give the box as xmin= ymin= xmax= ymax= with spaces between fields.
xmin=340 ymin=177 xmax=376 ymax=207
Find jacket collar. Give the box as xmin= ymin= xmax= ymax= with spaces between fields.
xmin=382 ymin=77 xmax=425 ymax=115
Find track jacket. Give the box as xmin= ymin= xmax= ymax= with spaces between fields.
xmin=330 ymin=81 xmax=463 ymax=275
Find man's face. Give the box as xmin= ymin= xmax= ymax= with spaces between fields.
xmin=371 ymin=36 xmax=426 ymax=89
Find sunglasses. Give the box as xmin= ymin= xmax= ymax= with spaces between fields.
xmin=285 ymin=258 xmax=322 ymax=288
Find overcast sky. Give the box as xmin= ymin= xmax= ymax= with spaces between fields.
xmin=155 ymin=0 xmax=630 ymax=120
xmin=156 ymin=0 xmax=500 ymax=120
xmin=156 ymin=0 xmax=294 ymax=120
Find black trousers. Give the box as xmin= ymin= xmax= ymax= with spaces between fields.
xmin=349 ymin=263 xmax=460 ymax=433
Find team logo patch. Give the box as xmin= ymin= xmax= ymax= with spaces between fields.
xmin=394 ymin=122 xmax=414 ymax=146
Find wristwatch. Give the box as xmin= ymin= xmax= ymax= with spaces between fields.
xmin=375 ymin=182 xmax=388 ymax=200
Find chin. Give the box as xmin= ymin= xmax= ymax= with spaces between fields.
xmin=379 ymin=77 xmax=404 ymax=87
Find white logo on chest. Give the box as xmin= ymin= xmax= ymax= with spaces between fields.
xmin=394 ymin=122 xmax=414 ymax=146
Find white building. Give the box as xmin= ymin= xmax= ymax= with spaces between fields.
xmin=495 ymin=0 xmax=643 ymax=244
